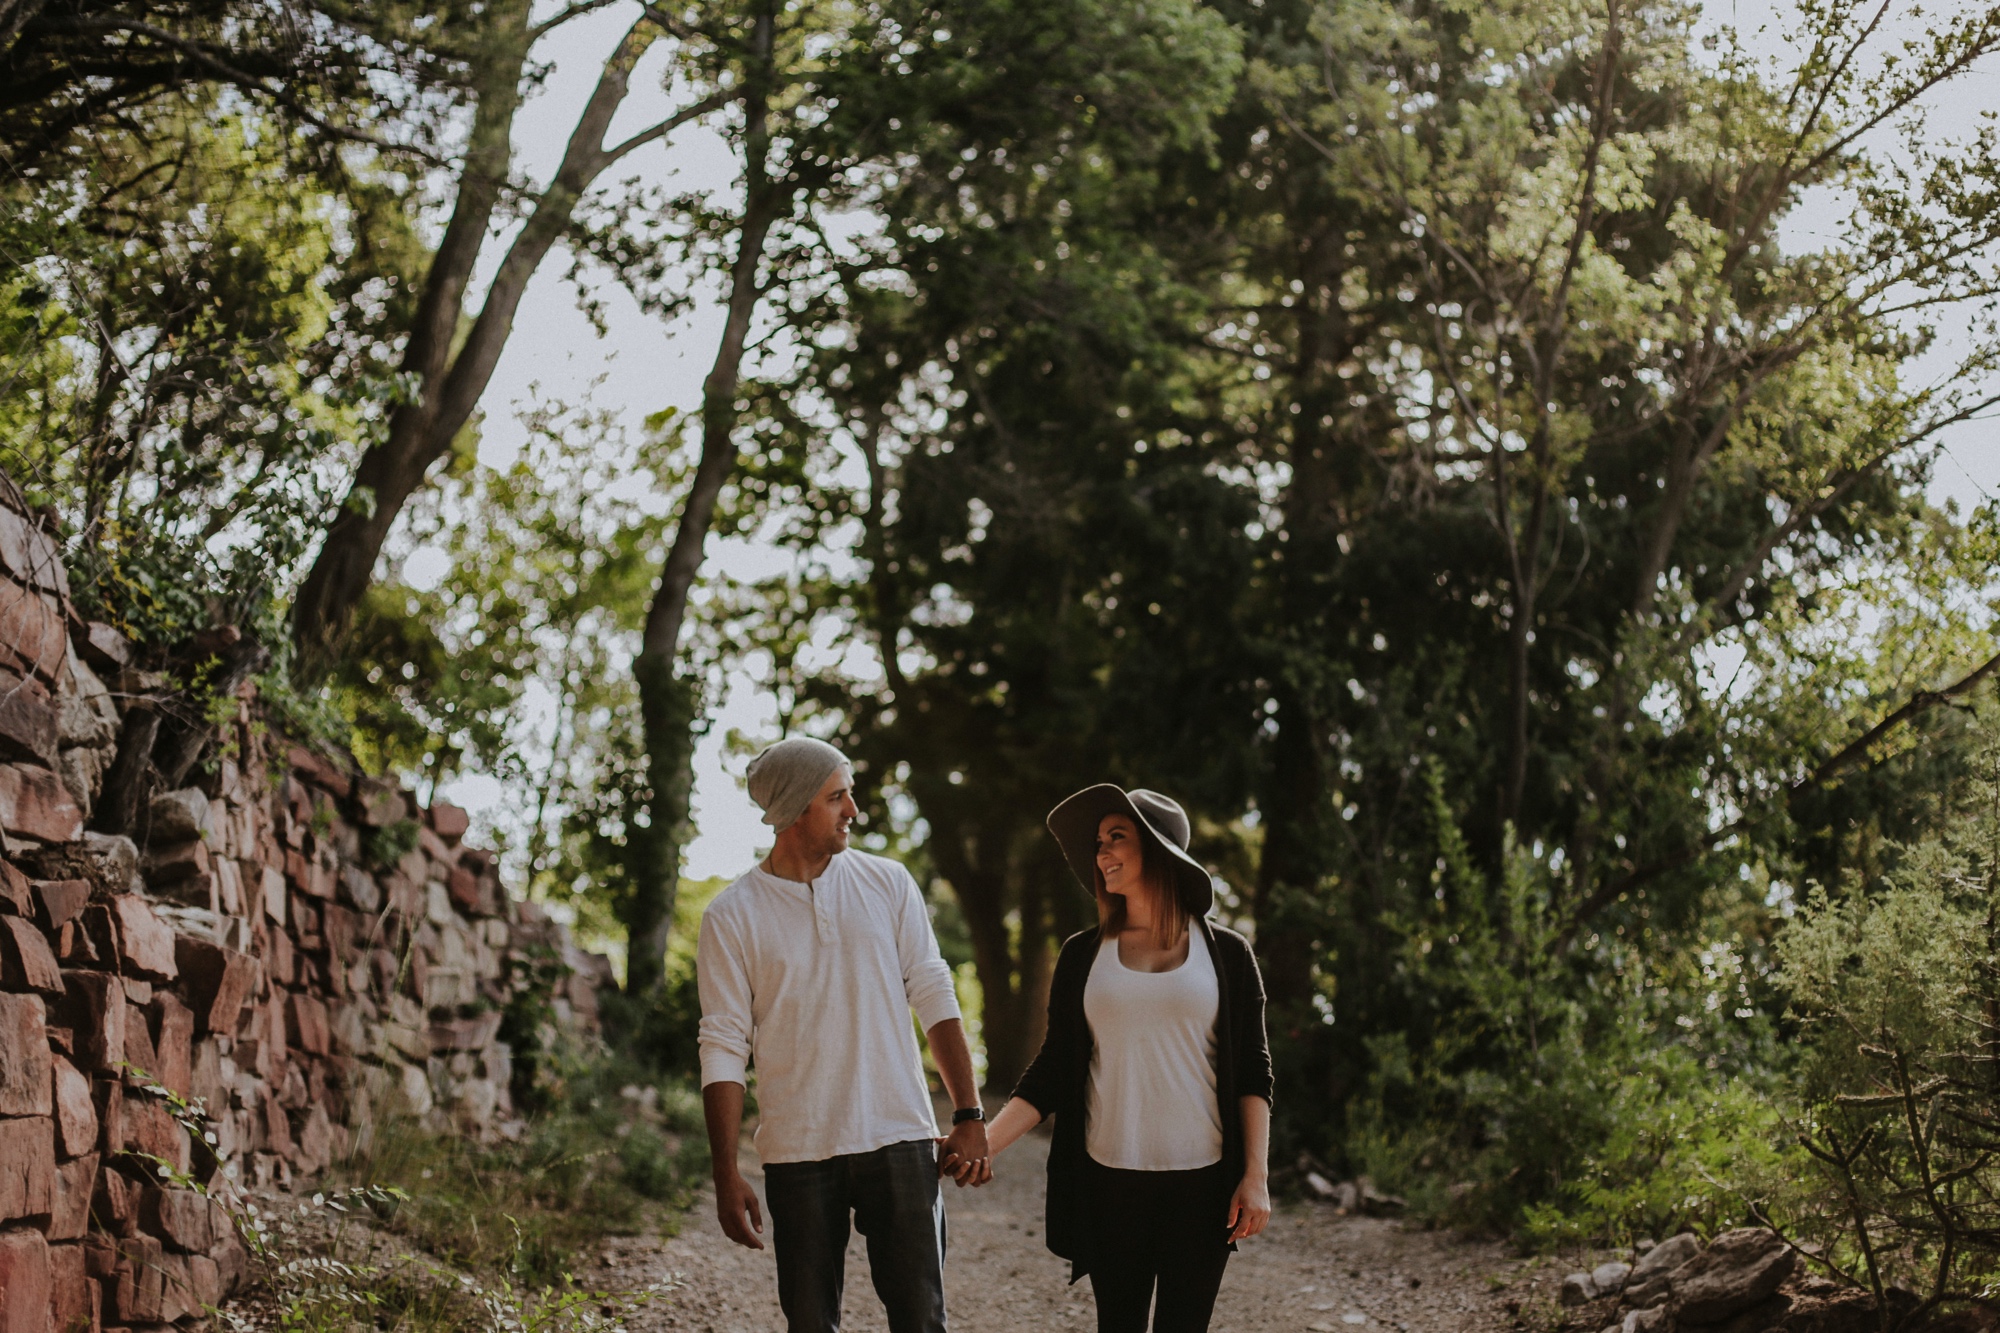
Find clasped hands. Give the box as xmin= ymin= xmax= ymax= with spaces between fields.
xmin=937 ymin=1118 xmax=993 ymax=1187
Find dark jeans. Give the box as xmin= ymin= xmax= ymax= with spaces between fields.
xmin=762 ymin=1139 xmax=948 ymax=1333
xmin=1084 ymin=1157 xmax=1233 ymax=1333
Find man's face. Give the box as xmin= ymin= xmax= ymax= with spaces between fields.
xmin=790 ymin=767 xmax=858 ymax=854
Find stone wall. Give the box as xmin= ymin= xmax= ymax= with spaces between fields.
xmin=0 ymin=478 xmax=607 ymax=1331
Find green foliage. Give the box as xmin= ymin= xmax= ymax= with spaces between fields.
xmin=1 ymin=91 xmax=424 ymax=655
xmin=1337 ymin=795 xmax=1790 ymax=1244
xmin=1760 ymin=725 xmax=2000 ymax=1318
xmin=340 ymin=1061 xmax=708 ymax=1287
xmin=598 ymin=876 xmax=730 ymax=1078
xmin=363 ymin=819 xmax=423 ymax=872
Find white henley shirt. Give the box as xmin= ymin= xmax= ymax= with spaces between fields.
xmin=695 ymin=849 xmax=963 ymax=1164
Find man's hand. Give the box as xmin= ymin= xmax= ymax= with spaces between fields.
xmin=702 ymin=1081 xmax=764 ymax=1248
xmin=924 ymin=1020 xmax=991 ymax=1187
xmin=714 ymin=1169 xmax=766 ymax=1249
xmin=938 ymin=1118 xmax=991 ymax=1187
xmin=1225 ymin=1172 xmax=1271 ymax=1242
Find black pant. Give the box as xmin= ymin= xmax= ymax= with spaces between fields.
xmin=1083 ymin=1157 xmax=1233 ymax=1333
xmin=762 ymin=1139 xmax=948 ymax=1333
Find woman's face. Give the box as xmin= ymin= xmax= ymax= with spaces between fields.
xmin=1096 ymin=814 xmax=1143 ymax=897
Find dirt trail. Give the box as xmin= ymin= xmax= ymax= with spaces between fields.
xmin=598 ymin=1130 xmax=1530 ymax=1333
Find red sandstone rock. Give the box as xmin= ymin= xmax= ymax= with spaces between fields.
xmin=53 ymin=972 xmax=123 ymax=1074
xmin=76 ymin=907 xmax=113 ymax=974
xmin=0 ymin=860 xmax=30 ymax=917
xmin=157 ymin=1249 xmax=194 ymax=1321
xmin=108 ymin=1233 xmax=163 ymax=1323
xmin=120 ymin=1095 xmax=189 ymax=1174
xmin=140 ymin=1186 xmax=212 ymax=1253
xmin=257 ymin=864 xmax=285 ymax=925
xmin=145 ymin=995 xmax=192 ymax=1099
xmin=77 ymin=621 xmax=131 ymax=672
xmin=90 ymin=1080 xmax=121 ymax=1160
xmin=286 ymin=992 xmax=330 ymax=1056
xmin=0 ymin=581 xmax=68 ymax=684
xmin=171 ymin=938 xmax=255 ymax=1036
xmin=260 ymin=1089 xmax=292 ymax=1157
xmin=0 ymin=1116 xmax=55 ymax=1223
xmin=138 ymin=839 xmax=208 ymax=887
xmin=428 ymin=801 xmax=471 ymax=842
xmin=0 ymin=916 xmax=62 ymax=994
xmin=90 ymin=1162 xmax=135 ymax=1236
xmin=265 ymin=927 xmax=294 ymax=988
xmin=30 ymin=880 xmax=87 ymax=932
xmin=48 ymin=1154 xmax=95 ymax=1241
xmin=210 ymin=1231 xmax=246 ymax=1296
xmin=0 ymin=1226 xmax=51 ymax=1333
xmin=297 ymin=1103 xmax=333 ymax=1173
xmin=0 ymin=762 xmax=81 ymax=844
xmin=286 ymin=746 xmax=352 ymax=799
xmin=103 ymin=898 xmax=174 ymax=984
xmin=47 ymin=1239 xmax=88 ymax=1333
xmin=50 ymin=1056 xmax=95 ymax=1158
xmin=321 ymin=902 xmax=358 ymax=958
xmin=429 ymin=1011 xmax=504 ymax=1052
xmin=189 ymin=1039 xmax=224 ymax=1112
xmin=0 ymin=992 xmax=51 ymax=1116
xmin=0 ymin=669 xmax=59 ymax=769
xmin=120 ymin=1002 xmax=155 ymax=1084
xmin=187 ymin=1250 xmax=222 ymax=1311
xmin=82 ymin=1232 xmax=114 ymax=1279
xmin=0 ymin=504 xmax=68 ymax=596
xmin=358 ymin=779 xmax=409 ymax=829
xmin=446 ymin=864 xmax=480 ymax=914
xmin=53 ymin=921 xmax=92 ymax=969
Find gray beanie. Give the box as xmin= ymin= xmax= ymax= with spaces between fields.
xmin=746 ymin=737 xmax=852 ymax=832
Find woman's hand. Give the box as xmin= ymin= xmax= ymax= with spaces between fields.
xmin=1226 ymin=1173 xmax=1271 ymax=1242
xmin=1228 ymin=1092 xmax=1272 ymax=1240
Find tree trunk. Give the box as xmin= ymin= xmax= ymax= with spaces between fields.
xmin=623 ymin=653 xmax=701 ymax=994
xmin=622 ymin=4 xmax=779 ymax=991
xmin=928 ymin=818 xmax=1056 ymax=1093
xmin=290 ymin=10 xmax=686 ymax=677
xmin=290 ymin=3 xmax=530 ymax=675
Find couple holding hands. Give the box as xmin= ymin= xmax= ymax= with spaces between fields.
xmin=696 ymin=738 xmax=1273 ymax=1333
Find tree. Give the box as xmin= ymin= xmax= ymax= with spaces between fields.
xmin=288 ymin=1 xmax=728 ymax=677
xmin=616 ymin=0 xmax=1248 ymax=994
xmin=1191 ymin=0 xmax=2000 ymax=1167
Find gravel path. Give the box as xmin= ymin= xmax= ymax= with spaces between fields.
xmin=597 ymin=1129 xmax=1530 ymax=1333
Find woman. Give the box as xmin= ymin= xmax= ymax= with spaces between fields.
xmin=982 ymin=784 xmax=1273 ymax=1333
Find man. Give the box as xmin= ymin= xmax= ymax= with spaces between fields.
xmin=697 ymin=736 xmax=990 ymax=1333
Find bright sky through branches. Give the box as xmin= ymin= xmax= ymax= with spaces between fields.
xmin=418 ymin=0 xmax=2000 ymax=890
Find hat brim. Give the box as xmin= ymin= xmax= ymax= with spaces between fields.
xmin=1046 ymin=783 xmax=1214 ymax=917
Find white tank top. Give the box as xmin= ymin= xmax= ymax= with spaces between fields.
xmin=1083 ymin=926 xmax=1224 ymax=1171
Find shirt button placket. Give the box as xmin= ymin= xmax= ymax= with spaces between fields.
xmin=814 ymin=881 xmax=834 ymax=943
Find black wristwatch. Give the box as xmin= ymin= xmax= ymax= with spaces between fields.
xmin=951 ymin=1106 xmax=985 ymax=1126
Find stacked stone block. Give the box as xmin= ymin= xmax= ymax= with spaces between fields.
xmin=0 ymin=484 xmax=608 ymax=1330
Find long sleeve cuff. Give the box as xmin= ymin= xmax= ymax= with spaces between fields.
xmin=700 ymin=1046 xmax=749 ymax=1088
xmin=906 ymin=960 xmax=963 ymax=1032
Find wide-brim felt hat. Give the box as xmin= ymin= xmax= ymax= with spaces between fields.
xmin=1046 ymin=784 xmax=1214 ymax=917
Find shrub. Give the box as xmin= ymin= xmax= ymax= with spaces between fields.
xmin=1762 ymin=803 xmax=2000 ymax=1323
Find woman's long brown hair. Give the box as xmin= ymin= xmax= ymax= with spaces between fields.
xmin=1093 ymin=820 xmax=1189 ymax=950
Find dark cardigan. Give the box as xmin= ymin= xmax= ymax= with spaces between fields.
xmin=1009 ymin=917 xmax=1274 ymax=1278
